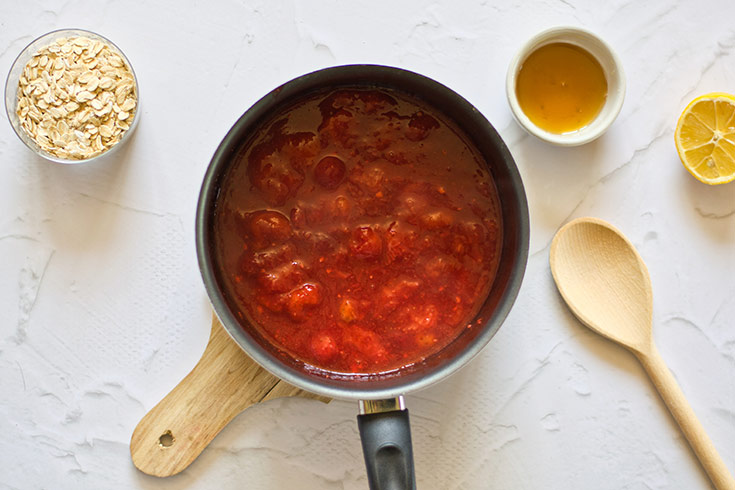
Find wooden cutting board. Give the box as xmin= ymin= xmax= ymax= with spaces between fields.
xmin=130 ymin=314 xmax=331 ymax=477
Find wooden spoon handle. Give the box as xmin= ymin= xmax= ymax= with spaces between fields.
xmin=638 ymin=346 xmax=735 ymax=490
xmin=130 ymin=315 xmax=311 ymax=477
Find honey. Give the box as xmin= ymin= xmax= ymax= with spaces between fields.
xmin=516 ymin=42 xmax=607 ymax=134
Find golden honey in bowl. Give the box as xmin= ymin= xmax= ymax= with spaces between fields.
xmin=516 ymin=42 xmax=607 ymax=134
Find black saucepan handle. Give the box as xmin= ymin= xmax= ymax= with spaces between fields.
xmin=357 ymin=397 xmax=416 ymax=490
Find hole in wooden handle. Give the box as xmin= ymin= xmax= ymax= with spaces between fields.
xmin=158 ymin=430 xmax=174 ymax=448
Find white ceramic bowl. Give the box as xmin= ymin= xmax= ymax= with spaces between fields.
xmin=506 ymin=26 xmax=625 ymax=146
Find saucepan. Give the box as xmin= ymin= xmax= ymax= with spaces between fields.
xmin=196 ymin=65 xmax=529 ymax=489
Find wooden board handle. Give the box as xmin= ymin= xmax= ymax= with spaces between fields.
xmin=638 ymin=346 xmax=735 ymax=490
xmin=130 ymin=315 xmax=329 ymax=477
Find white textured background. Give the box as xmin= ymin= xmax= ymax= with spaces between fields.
xmin=1 ymin=1 xmax=734 ymax=489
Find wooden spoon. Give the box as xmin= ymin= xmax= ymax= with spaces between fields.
xmin=549 ymin=217 xmax=734 ymax=490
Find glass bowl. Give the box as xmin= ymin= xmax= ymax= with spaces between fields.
xmin=4 ymin=28 xmax=140 ymax=164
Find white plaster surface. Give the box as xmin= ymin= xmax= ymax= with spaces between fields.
xmin=1 ymin=1 xmax=734 ymax=488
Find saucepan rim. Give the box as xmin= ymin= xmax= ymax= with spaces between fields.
xmin=196 ymin=64 xmax=530 ymax=400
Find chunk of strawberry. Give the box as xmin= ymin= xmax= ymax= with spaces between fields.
xmin=339 ymin=298 xmax=359 ymax=323
xmin=384 ymin=223 xmax=418 ymax=264
xmin=257 ymin=261 xmax=305 ymax=293
xmin=349 ymin=226 xmax=383 ymax=259
xmin=240 ymin=242 xmax=296 ymax=274
xmin=395 ymin=189 xmax=429 ymax=222
xmin=330 ymin=195 xmax=352 ymax=218
xmin=247 ymin=131 xmax=307 ymax=206
xmin=286 ymin=283 xmax=323 ymax=321
xmin=254 ymin=291 xmax=285 ymax=313
xmin=247 ymin=210 xmax=292 ymax=249
xmin=309 ymin=332 xmax=338 ymax=363
xmin=314 ymin=156 xmax=346 ymax=190
xmin=378 ymin=277 xmax=420 ymax=314
xmin=419 ymin=209 xmax=454 ymax=230
xmin=410 ymin=304 xmax=439 ymax=330
xmin=422 ymin=254 xmax=460 ymax=280
xmin=344 ymin=327 xmax=387 ymax=368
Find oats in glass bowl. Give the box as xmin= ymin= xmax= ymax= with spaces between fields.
xmin=5 ymin=29 xmax=139 ymax=163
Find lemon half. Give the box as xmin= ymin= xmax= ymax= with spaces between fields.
xmin=675 ymin=93 xmax=735 ymax=185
